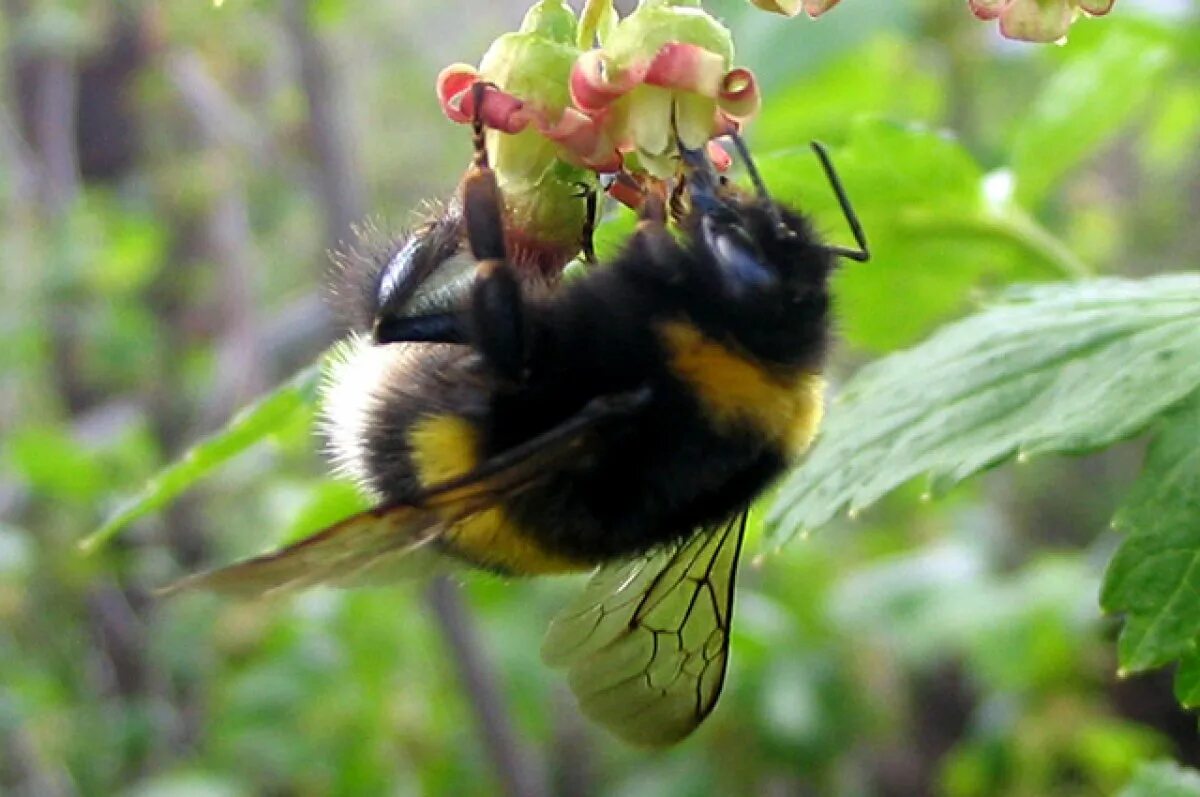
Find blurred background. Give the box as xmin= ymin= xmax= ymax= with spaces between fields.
xmin=2 ymin=0 xmax=1199 ymax=794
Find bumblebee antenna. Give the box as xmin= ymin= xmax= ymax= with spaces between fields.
xmin=726 ymin=130 xmax=788 ymax=236
xmin=809 ymin=141 xmax=870 ymax=263
xmin=726 ymin=131 xmax=769 ymax=203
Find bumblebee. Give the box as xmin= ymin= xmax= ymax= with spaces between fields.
xmin=170 ymin=88 xmax=868 ymax=747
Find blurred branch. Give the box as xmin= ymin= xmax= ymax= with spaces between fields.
xmin=260 ymin=292 xmax=333 ymax=376
xmin=551 ymin=687 xmax=595 ymax=797
xmin=164 ymin=51 xmax=272 ymax=162
xmin=167 ymin=47 xmax=333 ymax=374
xmin=85 ymin=584 xmax=155 ymax=698
xmin=167 ymin=50 xmax=269 ymax=422
xmin=1 ymin=725 xmax=74 ymax=797
xmin=0 ymin=100 xmax=38 ymax=206
xmin=28 ymin=54 xmax=79 ymax=215
xmin=202 ymin=171 xmax=269 ymax=421
xmin=425 ymin=577 xmax=549 ymax=797
xmin=281 ymin=0 xmax=365 ymax=248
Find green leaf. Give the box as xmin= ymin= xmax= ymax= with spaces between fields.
xmin=1119 ymin=761 xmax=1200 ymax=797
xmin=1100 ymin=392 xmax=1200 ymax=672
xmin=759 ymin=119 xmax=1084 ymax=352
xmin=124 ymin=771 xmax=249 ymax=797
xmin=81 ymin=361 xmax=325 ymax=553
xmin=7 ymin=425 xmax=109 ymax=502
xmin=751 ymin=36 xmax=941 ymax=148
xmin=1011 ymin=24 xmax=1174 ymax=207
xmin=592 ymin=202 xmax=637 ymax=262
xmin=769 ymin=275 xmax=1200 ymax=539
xmin=1174 ymin=648 xmax=1200 ymax=707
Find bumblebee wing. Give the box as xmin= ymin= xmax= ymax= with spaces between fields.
xmin=162 ymin=387 xmax=654 ymax=598
xmin=541 ymin=509 xmax=749 ymax=747
xmin=157 ymin=503 xmax=449 ymax=598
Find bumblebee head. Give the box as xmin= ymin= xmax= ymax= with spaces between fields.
xmin=679 ymin=141 xmax=838 ymax=300
xmin=668 ymin=138 xmax=868 ymax=367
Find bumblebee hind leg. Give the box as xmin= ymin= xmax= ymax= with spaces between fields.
xmin=573 ymin=181 xmax=599 ymax=266
xmin=462 ymin=83 xmax=529 ymax=384
xmin=373 ymin=82 xmax=532 ymax=380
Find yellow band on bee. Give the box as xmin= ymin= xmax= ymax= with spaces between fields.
xmin=658 ymin=320 xmax=825 ymax=457
xmin=408 ymin=413 xmax=589 ymax=575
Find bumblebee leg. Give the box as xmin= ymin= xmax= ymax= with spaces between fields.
xmin=373 ymin=311 xmax=469 ymax=346
xmin=579 ymin=183 xmax=598 ymax=265
xmin=668 ymin=174 xmax=688 ymax=227
xmin=625 ymin=190 xmax=678 ymax=270
xmin=463 ymin=82 xmax=527 ymax=383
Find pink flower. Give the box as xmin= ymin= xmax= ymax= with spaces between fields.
xmin=969 ymin=0 xmax=1116 ymax=43
xmin=437 ymin=66 xmax=622 ymax=173
xmin=568 ymin=2 xmax=760 ymax=178
xmin=749 ymin=0 xmax=842 ymax=18
xmin=437 ymin=0 xmax=759 ymax=190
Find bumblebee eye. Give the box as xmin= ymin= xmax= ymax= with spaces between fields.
xmin=701 ymin=214 xmax=778 ymax=297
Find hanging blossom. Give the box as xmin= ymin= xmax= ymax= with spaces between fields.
xmin=567 ymin=0 xmax=761 ymax=178
xmin=969 ymin=0 xmax=1116 ymax=42
xmin=748 ymin=0 xmax=841 ymax=17
xmin=437 ymin=0 xmax=608 ymax=265
xmin=439 ymin=0 xmax=761 ymax=184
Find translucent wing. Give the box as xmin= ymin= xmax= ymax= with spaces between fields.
xmin=158 ymin=503 xmax=448 ymax=598
xmin=541 ymin=510 xmax=749 ymax=747
xmin=161 ymin=387 xmax=653 ymax=599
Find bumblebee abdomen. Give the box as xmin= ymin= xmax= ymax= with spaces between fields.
xmin=407 ymin=412 xmax=592 ymax=575
xmin=321 ymin=336 xmax=590 ymax=575
xmin=656 ymin=320 xmax=826 ymax=458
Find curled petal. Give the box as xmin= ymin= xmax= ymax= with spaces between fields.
xmin=803 ymin=0 xmax=843 ymax=16
xmin=706 ymin=140 xmax=732 ymax=172
xmin=1077 ymin=0 xmax=1115 ymax=14
xmin=968 ymin=0 xmax=1013 ymax=19
xmin=716 ymin=68 xmax=760 ymax=120
xmin=437 ymin=68 xmax=529 ymax=133
xmin=570 ymin=42 xmax=739 ymax=114
xmin=570 ymin=50 xmax=644 ymax=112
xmin=643 ymin=43 xmax=727 ymax=98
xmin=437 ymin=67 xmax=622 ymax=172
xmin=436 ymin=64 xmax=481 ymax=123
xmin=538 ymin=107 xmax=623 ymax=171
xmin=756 ymin=0 xmax=841 ymax=16
xmin=750 ymin=0 xmax=803 ymax=16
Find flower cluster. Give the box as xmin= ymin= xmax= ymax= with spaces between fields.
xmin=969 ymin=0 xmax=1116 ymax=43
xmin=433 ymin=0 xmax=1119 ymax=260
xmin=436 ymin=0 xmax=761 ymax=251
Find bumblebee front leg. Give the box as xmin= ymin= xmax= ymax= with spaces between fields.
xmin=628 ymin=187 xmax=676 ymax=267
xmin=463 ymin=83 xmax=528 ymax=384
xmin=577 ymin=182 xmax=598 ymax=266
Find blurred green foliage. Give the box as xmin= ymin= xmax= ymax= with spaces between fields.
xmin=5 ymin=1 xmax=1200 ymax=795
